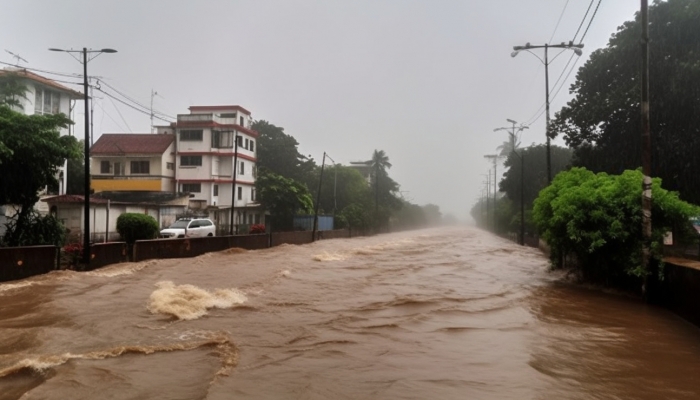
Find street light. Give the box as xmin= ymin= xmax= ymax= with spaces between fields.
xmin=494 ymin=119 xmax=529 ymax=245
xmin=511 ymin=41 xmax=583 ymax=183
xmin=49 ymin=47 xmax=117 ymax=268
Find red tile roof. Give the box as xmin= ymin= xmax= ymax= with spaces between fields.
xmin=0 ymin=68 xmax=83 ymax=99
xmin=91 ymin=133 xmax=175 ymax=155
xmin=188 ymin=105 xmax=251 ymax=115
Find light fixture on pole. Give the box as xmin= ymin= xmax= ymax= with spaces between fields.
xmin=494 ymin=119 xmax=529 ymax=245
xmin=49 ymin=47 xmax=117 ymax=268
xmin=511 ymin=41 xmax=583 ymax=183
xmin=483 ymin=154 xmax=499 ymax=231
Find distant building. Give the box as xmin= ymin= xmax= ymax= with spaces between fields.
xmin=90 ymin=133 xmax=176 ymax=193
xmin=156 ymin=105 xmax=262 ymax=232
xmin=349 ymin=161 xmax=372 ymax=183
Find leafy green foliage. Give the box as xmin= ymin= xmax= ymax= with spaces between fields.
xmin=0 ymin=106 xmax=80 ymax=242
xmin=553 ymin=0 xmax=700 ymax=204
xmin=253 ymin=120 xmax=315 ymax=184
xmin=1 ymin=210 xmax=66 ymax=247
xmin=116 ymin=213 xmax=159 ymax=244
xmin=533 ymin=168 xmax=699 ymax=287
xmin=255 ymin=170 xmax=313 ymax=231
xmin=0 ymin=71 xmax=29 ymax=111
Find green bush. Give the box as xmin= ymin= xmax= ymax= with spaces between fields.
xmin=533 ymin=168 xmax=699 ymax=287
xmin=116 ymin=213 xmax=159 ymax=244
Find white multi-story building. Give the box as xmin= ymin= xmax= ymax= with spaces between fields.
xmin=0 ymin=68 xmax=83 ymax=195
xmin=157 ymin=105 xmax=261 ymax=232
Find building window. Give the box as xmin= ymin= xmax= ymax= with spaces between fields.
xmin=236 ymin=135 xmax=243 ymax=148
xmin=239 ymin=116 xmax=244 ymax=126
xmin=100 ymin=160 xmax=111 ymax=174
xmin=212 ymin=130 xmax=234 ymax=148
xmin=213 ymin=184 xmax=219 ymax=196
xmin=251 ymin=188 xmax=256 ymax=201
xmin=180 ymin=155 xmax=202 ymax=166
xmin=244 ymin=138 xmax=249 ymax=150
xmin=237 ymin=186 xmax=242 ymax=200
xmin=220 ymin=113 xmax=236 ymax=118
xmin=34 ymin=88 xmax=61 ymax=115
xmin=239 ymin=161 xmax=244 ymax=175
xmin=180 ymin=130 xmax=203 ymax=141
xmin=130 ymin=161 xmax=150 ymax=174
xmin=249 ymin=140 xmax=254 ymax=153
xmin=166 ymin=162 xmax=174 ymax=170
xmin=182 ymin=183 xmax=201 ymax=193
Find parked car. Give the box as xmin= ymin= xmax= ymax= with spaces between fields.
xmin=160 ymin=218 xmax=216 ymax=239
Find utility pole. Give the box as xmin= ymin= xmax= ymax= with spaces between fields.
xmin=229 ymin=132 xmax=240 ymax=235
xmin=313 ymin=152 xmax=327 ymax=241
xmin=640 ymin=0 xmax=655 ymax=302
xmin=484 ymin=154 xmax=499 ymax=231
xmin=494 ymin=119 xmax=529 ymax=245
xmin=511 ymin=42 xmax=584 ymax=183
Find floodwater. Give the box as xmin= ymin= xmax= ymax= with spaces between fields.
xmin=1 ymin=226 xmax=700 ymax=399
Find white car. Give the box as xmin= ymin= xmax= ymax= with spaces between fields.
xmin=160 ymin=218 xmax=216 ymax=239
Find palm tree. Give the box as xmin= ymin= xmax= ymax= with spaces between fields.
xmin=369 ymin=150 xmax=392 ymax=230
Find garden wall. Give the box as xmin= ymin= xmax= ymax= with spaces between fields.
xmin=659 ymin=259 xmax=700 ymax=327
xmin=271 ymin=231 xmax=313 ymax=246
xmin=0 ymin=246 xmax=57 ymax=282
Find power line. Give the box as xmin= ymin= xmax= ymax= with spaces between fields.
xmin=106 ymin=95 xmax=133 ymax=132
xmin=580 ymin=0 xmax=603 ymax=41
xmin=573 ymin=0 xmax=596 ymax=42
xmin=96 ymin=87 xmax=174 ymax=123
xmin=99 ymin=79 xmax=175 ymax=120
xmin=549 ymin=0 xmax=571 ymax=43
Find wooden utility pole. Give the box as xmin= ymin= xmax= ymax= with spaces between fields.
xmin=640 ymin=0 xmax=655 ymax=302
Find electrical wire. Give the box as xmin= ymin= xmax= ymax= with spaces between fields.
xmin=98 ymin=79 xmax=175 ymax=120
xmin=573 ymin=0 xmax=596 ymax=42
xmin=106 ymin=95 xmax=133 ymax=132
xmin=95 ymin=87 xmax=174 ymax=123
xmin=580 ymin=0 xmax=603 ymax=41
xmin=549 ymin=0 xmax=571 ymax=43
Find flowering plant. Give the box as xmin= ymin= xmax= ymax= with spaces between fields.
xmin=63 ymin=242 xmax=83 ymax=266
xmin=249 ymin=224 xmax=266 ymax=234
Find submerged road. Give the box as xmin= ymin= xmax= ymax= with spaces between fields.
xmin=1 ymin=226 xmax=699 ymax=399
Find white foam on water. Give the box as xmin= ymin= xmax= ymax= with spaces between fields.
xmin=313 ymin=252 xmax=347 ymax=262
xmin=85 ymin=260 xmax=157 ymax=278
xmin=148 ymin=281 xmax=248 ymax=321
xmin=0 ymin=280 xmax=36 ymax=294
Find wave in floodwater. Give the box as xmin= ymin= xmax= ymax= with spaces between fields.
xmin=148 ymin=281 xmax=248 ymax=320
xmin=2 ymin=227 xmax=700 ymax=400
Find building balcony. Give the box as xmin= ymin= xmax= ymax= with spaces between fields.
xmin=91 ymin=175 xmax=170 ymax=192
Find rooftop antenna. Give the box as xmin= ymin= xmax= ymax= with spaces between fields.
xmin=150 ymin=89 xmax=163 ymax=133
xmin=5 ymin=50 xmax=28 ymax=66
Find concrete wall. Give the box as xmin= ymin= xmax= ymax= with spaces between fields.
xmin=271 ymin=231 xmax=313 ymax=246
xmin=660 ymin=260 xmax=700 ymax=327
xmin=0 ymin=246 xmax=57 ymax=282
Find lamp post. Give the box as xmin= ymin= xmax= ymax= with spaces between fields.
xmin=483 ymin=154 xmax=499 ymax=231
xmin=49 ymin=47 xmax=117 ymax=267
xmin=511 ymin=41 xmax=583 ymax=183
xmin=494 ymin=119 xmax=529 ymax=245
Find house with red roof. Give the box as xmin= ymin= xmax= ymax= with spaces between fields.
xmin=90 ymin=133 xmax=176 ymax=192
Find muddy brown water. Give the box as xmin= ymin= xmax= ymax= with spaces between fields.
xmin=1 ymin=226 xmax=700 ymax=399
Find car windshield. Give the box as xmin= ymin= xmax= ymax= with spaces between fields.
xmin=168 ymin=220 xmax=190 ymax=229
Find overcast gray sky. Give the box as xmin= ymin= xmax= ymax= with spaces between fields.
xmin=1 ymin=0 xmax=641 ymax=219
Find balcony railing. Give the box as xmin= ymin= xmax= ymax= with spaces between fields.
xmin=177 ymin=113 xmax=250 ymax=129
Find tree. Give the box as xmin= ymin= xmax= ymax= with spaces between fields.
xmin=0 ymin=106 xmax=80 ymax=246
xmin=532 ymin=168 xmax=699 ymax=289
xmin=553 ymin=0 xmax=700 ymax=204
xmin=499 ymin=144 xmax=573 ymax=211
xmin=0 ymin=71 xmax=29 ymax=111
xmin=368 ymin=149 xmax=402 ymax=229
xmin=311 ymin=164 xmax=373 ymax=219
xmin=252 ymin=120 xmax=316 ymax=184
xmin=255 ymin=170 xmax=314 ymax=231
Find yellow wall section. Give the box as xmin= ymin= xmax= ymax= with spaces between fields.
xmin=92 ymin=179 xmax=162 ymax=192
